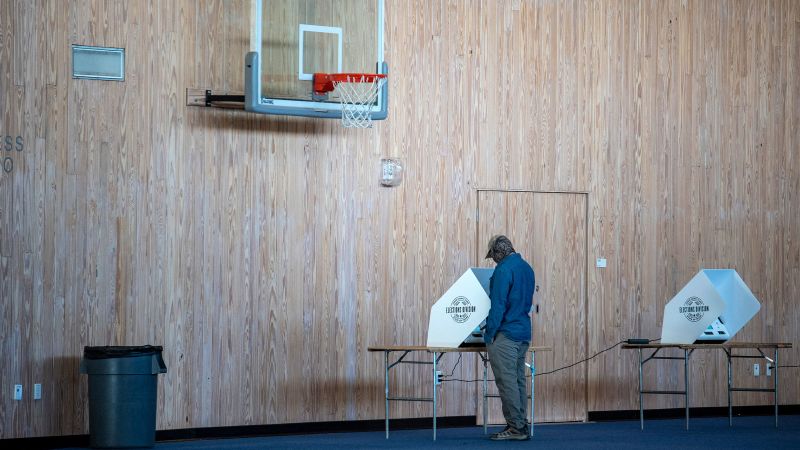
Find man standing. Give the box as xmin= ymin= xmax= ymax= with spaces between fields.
xmin=484 ymin=235 xmax=536 ymax=441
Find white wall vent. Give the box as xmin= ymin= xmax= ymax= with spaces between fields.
xmin=72 ymin=45 xmax=125 ymax=81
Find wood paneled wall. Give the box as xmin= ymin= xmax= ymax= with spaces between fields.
xmin=1 ymin=0 xmax=798 ymax=439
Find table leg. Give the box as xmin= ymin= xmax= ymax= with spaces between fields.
xmin=727 ymin=349 xmax=732 ymax=427
xmin=638 ymin=348 xmax=643 ymax=430
xmin=385 ymin=351 xmax=390 ymax=439
xmin=530 ymin=350 xmax=535 ymax=437
xmin=483 ymin=355 xmax=488 ymax=435
xmin=684 ymin=349 xmax=689 ymax=431
xmin=432 ymin=351 xmax=437 ymax=441
xmin=774 ymin=348 xmax=779 ymax=428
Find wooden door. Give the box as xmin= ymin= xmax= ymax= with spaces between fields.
xmin=477 ymin=191 xmax=587 ymax=423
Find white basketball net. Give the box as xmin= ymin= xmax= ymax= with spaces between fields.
xmin=333 ymin=75 xmax=386 ymax=128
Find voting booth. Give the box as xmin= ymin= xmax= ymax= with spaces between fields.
xmin=426 ymin=268 xmax=493 ymax=348
xmin=661 ymin=269 xmax=761 ymax=344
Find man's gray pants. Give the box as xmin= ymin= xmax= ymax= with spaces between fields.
xmin=487 ymin=332 xmax=529 ymax=431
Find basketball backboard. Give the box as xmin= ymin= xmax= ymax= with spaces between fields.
xmin=244 ymin=0 xmax=388 ymax=119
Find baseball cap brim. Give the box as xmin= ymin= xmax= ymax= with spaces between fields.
xmin=485 ymin=234 xmax=501 ymax=259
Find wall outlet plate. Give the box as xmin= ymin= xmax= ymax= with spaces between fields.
xmin=14 ymin=385 xmax=22 ymax=400
xmin=753 ymin=363 xmax=760 ymax=377
xmin=34 ymin=383 xmax=42 ymax=400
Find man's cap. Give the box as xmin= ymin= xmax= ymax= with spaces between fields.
xmin=485 ymin=234 xmax=514 ymax=259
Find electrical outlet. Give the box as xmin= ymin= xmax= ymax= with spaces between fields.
xmin=766 ymin=363 xmax=772 ymax=377
xmin=435 ymin=370 xmax=443 ymax=385
xmin=753 ymin=363 xmax=760 ymax=377
xmin=33 ymin=383 xmax=42 ymax=400
xmin=14 ymin=385 xmax=22 ymax=400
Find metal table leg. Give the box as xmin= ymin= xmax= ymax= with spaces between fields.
xmin=385 ymin=351 xmax=390 ymax=439
xmin=432 ymin=351 xmax=437 ymax=441
xmin=727 ymin=349 xmax=732 ymax=427
xmin=638 ymin=348 xmax=644 ymax=430
xmin=684 ymin=349 xmax=690 ymax=430
xmin=530 ymin=350 xmax=535 ymax=436
xmin=774 ymin=348 xmax=779 ymax=428
xmin=483 ymin=355 xmax=488 ymax=434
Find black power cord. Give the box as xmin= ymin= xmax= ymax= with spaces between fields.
xmin=441 ymin=338 xmax=660 ymax=382
xmin=532 ymin=338 xmax=662 ymax=377
xmin=447 ymin=353 xmax=463 ymax=377
xmin=533 ymin=340 xmax=626 ymax=377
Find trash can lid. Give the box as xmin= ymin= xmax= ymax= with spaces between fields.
xmin=83 ymin=345 xmax=164 ymax=359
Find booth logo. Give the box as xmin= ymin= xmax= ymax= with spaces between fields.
xmin=446 ymin=296 xmax=476 ymax=323
xmin=679 ymin=296 xmax=709 ymax=322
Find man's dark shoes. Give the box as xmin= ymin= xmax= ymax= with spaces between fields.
xmin=490 ymin=426 xmax=529 ymax=441
xmin=489 ymin=425 xmax=512 ymax=439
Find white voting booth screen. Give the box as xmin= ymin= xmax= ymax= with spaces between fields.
xmin=661 ymin=269 xmax=761 ymax=344
xmin=426 ymin=268 xmax=493 ymax=348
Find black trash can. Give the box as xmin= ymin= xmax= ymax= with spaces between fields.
xmin=80 ymin=345 xmax=167 ymax=448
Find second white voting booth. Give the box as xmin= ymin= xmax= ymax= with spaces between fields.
xmin=661 ymin=269 xmax=761 ymax=344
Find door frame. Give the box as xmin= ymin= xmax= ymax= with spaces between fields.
xmin=475 ymin=188 xmax=591 ymax=421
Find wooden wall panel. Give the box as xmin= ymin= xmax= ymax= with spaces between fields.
xmin=1 ymin=0 xmax=799 ymax=439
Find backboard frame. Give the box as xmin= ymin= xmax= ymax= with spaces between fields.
xmin=244 ymin=0 xmax=388 ymax=120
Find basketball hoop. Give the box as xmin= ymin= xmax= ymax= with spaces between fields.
xmin=313 ymin=73 xmax=387 ymax=128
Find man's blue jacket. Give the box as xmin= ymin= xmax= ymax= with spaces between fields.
xmin=484 ymin=253 xmax=535 ymax=344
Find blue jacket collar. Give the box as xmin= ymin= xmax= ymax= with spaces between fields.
xmin=497 ymin=252 xmax=520 ymax=267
